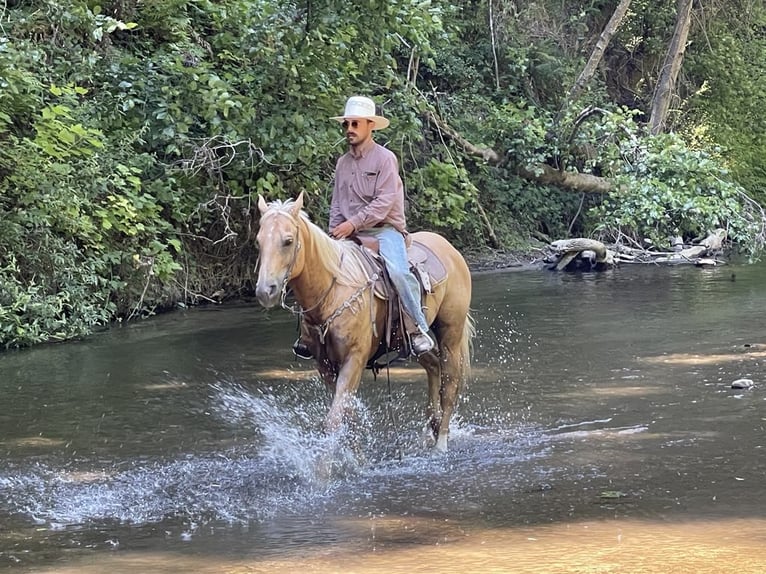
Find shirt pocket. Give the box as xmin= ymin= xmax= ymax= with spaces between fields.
xmin=362 ymin=171 xmax=379 ymax=197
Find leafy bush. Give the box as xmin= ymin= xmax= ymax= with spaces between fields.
xmin=684 ymin=6 xmax=766 ymax=202
xmin=592 ymin=132 xmax=764 ymax=260
xmin=0 ymin=79 xmax=183 ymax=347
xmin=0 ymin=245 xmax=117 ymax=349
xmin=408 ymin=160 xmax=473 ymax=230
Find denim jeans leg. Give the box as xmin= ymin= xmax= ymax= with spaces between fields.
xmin=375 ymin=228 xmax=430 ymax=333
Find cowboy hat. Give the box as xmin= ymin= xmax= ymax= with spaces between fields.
xmin=331 ymin=96 xmax=390 ymax=130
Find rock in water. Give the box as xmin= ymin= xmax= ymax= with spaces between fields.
xmin=731 ymin=378 xmax=754 ymax=390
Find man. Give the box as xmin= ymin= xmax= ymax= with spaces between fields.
xmin=293 ymin=95 xmax=434 ymax=358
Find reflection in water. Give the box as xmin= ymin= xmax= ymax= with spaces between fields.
xmin=12 ymin=518 xmax=766 ymax=574
xmin=2 ymin=264 xmax=766 ymax=572
xmin=640 ymin=344 xmax=766 ymax=365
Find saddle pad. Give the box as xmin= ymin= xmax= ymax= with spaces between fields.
xmin=408 ymin=240 xmax=447 ymax=289
xmin=357 ymin=238 xmax=447 ymax=299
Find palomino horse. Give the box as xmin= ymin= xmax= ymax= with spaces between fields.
xmin=255 ymin=192 xmax=474 ymax=452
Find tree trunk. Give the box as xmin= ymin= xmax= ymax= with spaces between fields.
xmin=568 ymin=0 xmax=633 ymax=100
xmin=474 ymin=196 xmax=501 ymax=249
xmin=516 ymin=163 xmax=613 ymax=194
xmin=648 ymin=0 xmax=694 ymax=134
xmin=488 ymin=0 xmax=501 ymax=90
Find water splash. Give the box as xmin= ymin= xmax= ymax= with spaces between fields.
xmin=0 ymin=379 xmax=551 ymax=530
xmin=211 ymin=380 xmax=382 ymax=477
xmin=0 ymin=379 xmax=374 ymax=527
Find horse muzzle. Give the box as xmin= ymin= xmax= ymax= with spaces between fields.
xmin=255 ymin=279 xmax=281 ymax=308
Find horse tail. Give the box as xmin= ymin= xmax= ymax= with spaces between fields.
xmin=460 ymin=311 xmax=476 ymax=380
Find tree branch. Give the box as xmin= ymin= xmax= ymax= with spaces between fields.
xmin=424 ymin=110 xmax=501 ymax=163
xmin=568 ymin=0 xmax=633 ymax=100
xmin=423 ymin=110 xmax=614 ymax=194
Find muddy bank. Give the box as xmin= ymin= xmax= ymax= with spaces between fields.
xmin=463 ymin=247 xmax=545 ymax=274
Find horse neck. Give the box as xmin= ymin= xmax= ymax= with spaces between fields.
xmin=289 ymin=219 xmax=340 ymax=318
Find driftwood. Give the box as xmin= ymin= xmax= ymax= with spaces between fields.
xmin=549 ymin=238 xmax=613 ymax=271
xmin=547 ymin=229 xmax=727 ymax=271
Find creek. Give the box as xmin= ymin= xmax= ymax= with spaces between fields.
xmin=2 ymin=263 xmax=766 ymax=573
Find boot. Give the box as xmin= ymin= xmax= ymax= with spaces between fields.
xmin=410 ymin=330 xmax=435 ymax=355
xmin=292 ymin=338 xmax=313 ymax=360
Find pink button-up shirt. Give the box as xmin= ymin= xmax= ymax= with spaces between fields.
xmin=329 ymin=139 xmax=407 ymax=234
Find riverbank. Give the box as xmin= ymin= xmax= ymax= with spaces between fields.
xmin=462 ymin=246 xmax=546 ymax=274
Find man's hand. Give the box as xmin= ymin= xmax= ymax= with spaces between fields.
xmin=330 ymin=220 xmax=356 ymax=239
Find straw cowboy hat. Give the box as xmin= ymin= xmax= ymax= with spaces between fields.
xmin=331 ymin=96 xmax=390 ymax=130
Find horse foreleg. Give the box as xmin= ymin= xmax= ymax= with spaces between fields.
xmin=324 ymin=356 xmax=365 ymax=434
xmin=316 ymin=359 xmax=338 ymax=393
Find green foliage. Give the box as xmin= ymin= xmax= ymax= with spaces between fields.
xmin=1 ymin=0 xmax=765 ymax=350
xmin=0 ymin=40 xmax=42 ymax=129
xmin=684 ymin=3 xmax=766 ymax=201
xmin=592 ymin=133 xmax=763 ymax=260
xmin=36 ymin=85 xmax=104 ymax=158
xmin=0 ymin=43 xmax=185 ymax=347
xmin=0 ymin=248 xmax=117 ymax=349
xmin=0 ymin=0 xmax=450 ymax=348
xmin=408 ymin=160 xmax=473 ymax=230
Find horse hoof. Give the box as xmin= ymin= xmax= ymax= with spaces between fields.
xmin=433 ymin=436 xmax=449 ymax=453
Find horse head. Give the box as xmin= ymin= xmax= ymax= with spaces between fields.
xmin=255 ymin=192 xmax=305 ymax=308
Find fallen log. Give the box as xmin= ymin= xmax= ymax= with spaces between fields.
xmin=547 ymin=229 xmax=727 ymax=270
xmin=550 ymin=238 xmax=608 ymax=260
xmin=548 ymin=238 xmax=613 ymax=271
xmin=654 ymin=245 xmax=706 ymax=264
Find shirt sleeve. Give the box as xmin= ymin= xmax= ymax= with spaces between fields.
xmin=328 ymin=161 xmax=343 ymax=231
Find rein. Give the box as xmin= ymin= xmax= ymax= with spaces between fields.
xmin=281 ymin=262 xmax=337 ymax=316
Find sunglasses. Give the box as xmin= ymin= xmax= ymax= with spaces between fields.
xmin=341 ymin=120 xmax=371 ymax=130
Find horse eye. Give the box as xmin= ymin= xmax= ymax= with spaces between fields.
xmin=283 ymin=237 xmax=294 ymax=247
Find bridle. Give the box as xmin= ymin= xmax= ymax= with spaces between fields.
xmin=260 ymin=208 xmax=378 ymax=345
xmin=257 ymin=209 xmax=303 ymax=310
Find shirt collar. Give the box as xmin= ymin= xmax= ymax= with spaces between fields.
xmin=349 ymin=138 xmax=376 ymax=159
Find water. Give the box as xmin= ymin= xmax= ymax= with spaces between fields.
xmin=2 ymin=263 xmax=766 ymax=572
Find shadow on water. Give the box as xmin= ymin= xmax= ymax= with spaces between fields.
xmin=2 ymin=264 xmax=766 ymax=571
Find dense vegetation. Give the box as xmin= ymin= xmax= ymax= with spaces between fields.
xmin=1 ymin=0 xmax=764 ymax=348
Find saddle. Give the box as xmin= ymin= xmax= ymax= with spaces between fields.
xmin=353 ymin=233 xmax=447 ymax=371
xmin=354 ymin=233 xmax=447 ymax=298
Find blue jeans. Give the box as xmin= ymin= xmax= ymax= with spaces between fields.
xmin=366 ymin=227 xmax=429 ymax=333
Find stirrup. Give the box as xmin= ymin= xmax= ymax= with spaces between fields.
xmin=410 ymin=332 xmax=435 ymax=356
xmin=292 ymin=339 xmax=313 ymax=360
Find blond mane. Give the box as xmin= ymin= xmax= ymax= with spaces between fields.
xmin=262 ymin=198 xmax=371 ymax=286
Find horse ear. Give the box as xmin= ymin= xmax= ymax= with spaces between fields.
xmin=257 ymin=194 xmax=269 ymax=214
xmin=291 ymin=191 xmax=305 ymax=214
